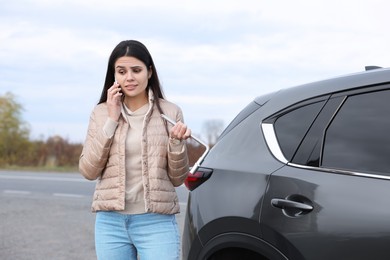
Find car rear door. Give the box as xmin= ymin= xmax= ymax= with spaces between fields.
xmin=260 ymin=87 xmax=390 ymax=260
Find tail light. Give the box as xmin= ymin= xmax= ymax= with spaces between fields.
xmin=184 ymin=168 xmax=213 ymax=191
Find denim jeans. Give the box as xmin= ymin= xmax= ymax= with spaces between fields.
xmin=95 ymin=211 xmax=180 ymax=260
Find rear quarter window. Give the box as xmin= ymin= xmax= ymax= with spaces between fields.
xmin=274 ymin=101 xmax=325 ymax=161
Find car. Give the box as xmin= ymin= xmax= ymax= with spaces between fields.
xmin=182 ymin=66 xmax=390 ymax=260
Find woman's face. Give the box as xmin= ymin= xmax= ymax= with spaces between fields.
xmin=114 ymin=56 xmax=152 ymax=100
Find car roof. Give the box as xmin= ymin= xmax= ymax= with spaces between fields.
xmin=255 ymin=67 xmax=390 ymax=111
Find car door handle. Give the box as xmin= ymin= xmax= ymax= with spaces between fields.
xmin=271 ymin=198 xmax=313 ymax=211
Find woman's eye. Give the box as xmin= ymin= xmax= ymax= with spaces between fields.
xmin=133 ymin=68 xmax=142 ymax=73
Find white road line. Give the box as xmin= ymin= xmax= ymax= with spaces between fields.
xmin=53 ymin=193 xmax=85 ymax=198
xmin=2 ymin=190 xmax=85 ymax=199
xmin=3 ymin=190 xmax=31 ymax=195
xmin=0 ymin=175 xmax=89 ymax=182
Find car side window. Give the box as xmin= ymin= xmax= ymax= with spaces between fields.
xmin=274 ymin=101 xmax=325 ymax=161
xmin=322 ymin=89 xmax=390 ymax=175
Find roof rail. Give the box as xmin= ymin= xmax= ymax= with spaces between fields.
xmin=365 ymin=66 xmax=382 ymax=71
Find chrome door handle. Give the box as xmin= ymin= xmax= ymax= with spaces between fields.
xmin=271 ymin=198 xmax=313 ymax=211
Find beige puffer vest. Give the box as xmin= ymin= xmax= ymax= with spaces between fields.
xmin=79 ymin=92 xmax=189 ymax=214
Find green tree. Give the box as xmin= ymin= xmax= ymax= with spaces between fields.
xmin=0 ymin=92 xmax=31 ymax=166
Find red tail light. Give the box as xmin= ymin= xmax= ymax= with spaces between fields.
xmin=184 ymin=168 xmax=213 ymax=191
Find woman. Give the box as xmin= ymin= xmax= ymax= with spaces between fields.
xmin=79 ymin=40 xmax=190 ymax=260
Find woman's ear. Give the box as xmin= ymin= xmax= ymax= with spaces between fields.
xmin=148 ymin=66 xmax=153 ymax=79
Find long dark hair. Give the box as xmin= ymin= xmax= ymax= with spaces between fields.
xmin=98 ymin=40 xmax=166 ymax=115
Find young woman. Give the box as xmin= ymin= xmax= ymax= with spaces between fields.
xmin=79 ymin=40 xmax=190 ymax=260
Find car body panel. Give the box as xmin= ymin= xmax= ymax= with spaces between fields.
xmin=261 ymin=165 xmax=390 ymax=260
xmin=183 ymin=106 xmax=286 ymax=259
xmin=183 ymin=67 xmax=390 ymax=259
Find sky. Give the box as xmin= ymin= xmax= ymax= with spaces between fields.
xmin=1 ymin=0 xmax=390 ymax=143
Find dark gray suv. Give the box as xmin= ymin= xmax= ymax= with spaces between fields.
xmin=182 ymin=67 xmax=390 ymax=260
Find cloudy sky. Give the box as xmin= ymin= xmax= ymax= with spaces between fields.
xmin=1 ymin=0 xmax=389 ymax=143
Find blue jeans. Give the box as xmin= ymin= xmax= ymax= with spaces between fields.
xmin=95 ymin=211 xmax=180 ymax=260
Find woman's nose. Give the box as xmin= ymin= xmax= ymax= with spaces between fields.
xmin=126 ymin=71 xmax=134 ymax=80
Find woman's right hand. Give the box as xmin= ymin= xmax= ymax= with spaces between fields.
xmin=107 ymin=82 xmax=122 ymax=122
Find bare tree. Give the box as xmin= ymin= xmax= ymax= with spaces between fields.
xmin=202 ymin=119 xmax=225 ymax=146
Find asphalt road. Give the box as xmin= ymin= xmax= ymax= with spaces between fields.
xmin=0 ymin=170 xmax=189 ymax=260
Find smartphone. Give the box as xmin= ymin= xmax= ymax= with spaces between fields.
xmin=114 ymin=76 xmax=122 ymax=94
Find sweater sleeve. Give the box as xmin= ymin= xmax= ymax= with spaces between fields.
xmin=103 ymin=117 xmax=119 ymax=138
xmin=79 ymin=108 xmax=116 ymax=180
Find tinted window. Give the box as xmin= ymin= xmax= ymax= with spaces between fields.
xmin=322 ymin=90 xmax=390 ymax=175
xmin=292 ymin=97 xmax=344 ymax=166
xmin=274 ymin=101 xmax=324 ymax=161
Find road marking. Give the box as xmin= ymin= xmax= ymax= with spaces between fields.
xmin=3 ymin=190 xmax=31 ymax=195
xmin=53 ymin=193 xmax=85 ymax=198
xmin=2 ymin=190 xmax=86 ymax=199
xmin=0 ymin=175 xmax=90 ymax=182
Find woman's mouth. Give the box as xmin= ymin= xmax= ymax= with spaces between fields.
xmin=124 ymin=84 xmax=137 ymax=91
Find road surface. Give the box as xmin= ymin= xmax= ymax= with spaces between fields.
xmin=0 ymin=170 xmax=188 ymax=260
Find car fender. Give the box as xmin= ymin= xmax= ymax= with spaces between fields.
xmin=199 ymin=232 xmax=288 ymax=260
xmin=188 ymin=217 xmax=288 ymax=260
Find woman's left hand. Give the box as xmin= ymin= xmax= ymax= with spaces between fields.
xmin=170 ymin=122 xmax=191 ymax=141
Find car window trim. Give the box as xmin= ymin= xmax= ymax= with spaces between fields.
xmin=288 ymin=162 xmax=390 ymax=181
xmin=261 ymin=123 xmax=288 ymax=164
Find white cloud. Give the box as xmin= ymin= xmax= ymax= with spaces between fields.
xmin=1 ymin=0 xmax=390 ymax=141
